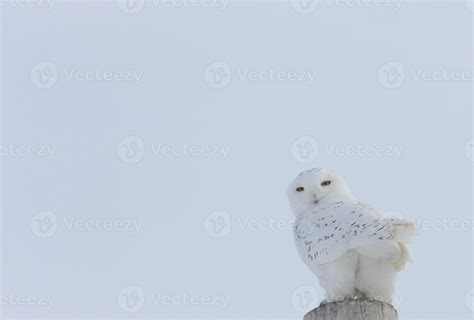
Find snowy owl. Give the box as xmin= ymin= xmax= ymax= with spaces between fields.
xmin=287 ymin=168 xmax=415 ymax=305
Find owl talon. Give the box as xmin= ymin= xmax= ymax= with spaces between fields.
xmin=355 ymin=289 xmax=368 ymax=300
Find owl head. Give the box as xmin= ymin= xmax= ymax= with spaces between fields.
xmin=287 ymin=168 xmax=353 ymax=216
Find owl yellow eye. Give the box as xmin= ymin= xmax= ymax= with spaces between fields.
xmin=321 ymin=180 xmax=331 ymax=186
xmin=296 ymin=187 xmax=305 ymax=192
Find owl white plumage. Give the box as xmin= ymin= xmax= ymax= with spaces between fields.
xmin=288 ymin=168 xmax=415 ymax=305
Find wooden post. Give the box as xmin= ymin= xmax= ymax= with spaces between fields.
xmin=304 ymin=300 xmax=398 ymax=320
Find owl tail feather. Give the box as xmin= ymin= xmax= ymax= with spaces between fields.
xmin=392 ymin=220 xmax=417 ymax=242
xmin=389 ymin=220 xmax=416 ymax=271
xmin=391 ymin=220 xmax=416 ymax=271
xmin=394 ymin=242 xmax=413 ymax=271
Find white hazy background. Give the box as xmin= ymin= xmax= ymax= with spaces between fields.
xmin=1 ymin=1 xmax=473 ymax=319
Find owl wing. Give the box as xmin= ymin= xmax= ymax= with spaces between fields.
xmin=294 ymin=201 xmax=416 ymax=265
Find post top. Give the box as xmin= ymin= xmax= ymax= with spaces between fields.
xmin=304 ymin=299 xmax=398 ymax=320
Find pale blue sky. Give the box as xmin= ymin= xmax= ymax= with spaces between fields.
xmin=1 ymin=1 xmax=473 ymax=319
